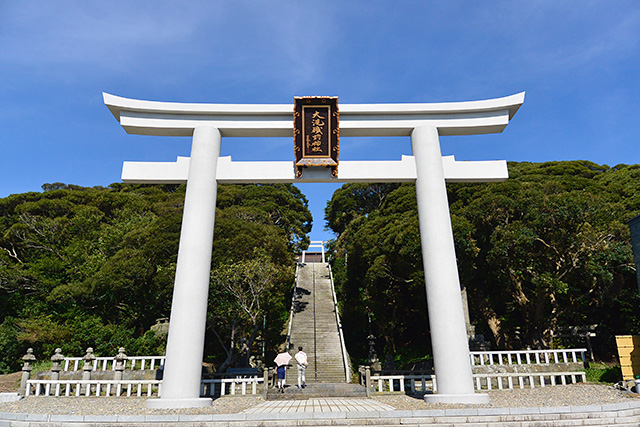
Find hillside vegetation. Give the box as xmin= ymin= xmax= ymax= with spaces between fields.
xmin=1 ymin=160 xmax=638 ymax=374
xmin=0 ymin=183 xmax=311 ymax=373
xmin=326 ymin=161 xmax=640 ymax=366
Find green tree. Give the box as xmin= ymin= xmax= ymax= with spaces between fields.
xmin=326 ymin=161 xmax=640 ymax=362
xmin=0 ymin=182 xmax=311 ymax=373
xmin=209 ymin=255 xmax=287 ymax=370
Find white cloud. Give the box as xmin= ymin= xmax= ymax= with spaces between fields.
xmin=0 ymin=0 xmax=345 ymax=93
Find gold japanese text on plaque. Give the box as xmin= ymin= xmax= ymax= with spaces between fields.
xmin=294 ymin=96 xmax=339 ymax=178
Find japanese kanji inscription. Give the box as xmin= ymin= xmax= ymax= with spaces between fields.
xmin=294 ymin=96 xmax=339 ymax=177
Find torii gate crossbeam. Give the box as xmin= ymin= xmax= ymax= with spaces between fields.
xmin=104 ymin=92 xmax=524 ymax=408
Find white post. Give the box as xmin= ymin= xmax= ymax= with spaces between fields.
xmin=411 ymin=126 xmax=488 ymax=404
xmin=146 ymin=126 xmax=221 ymax=409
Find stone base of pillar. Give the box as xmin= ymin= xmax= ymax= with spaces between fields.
xmin=424 ymin=393 xmax=489 ymax=404
xmin=146 ymin=398 xmax=213 ymax=409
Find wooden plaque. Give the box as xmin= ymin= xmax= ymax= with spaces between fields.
xmin=294 ymin=96 xmax=339 ymax=177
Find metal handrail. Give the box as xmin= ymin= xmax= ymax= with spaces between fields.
xmin=285 ymin=263 xmax=300 ymax=351
xmin=312 ymin=264 xmax=318 ymax=381
xmin=328 ymin=264 xmax=351 ymax=382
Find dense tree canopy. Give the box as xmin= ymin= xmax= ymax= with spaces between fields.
xmin=0 ymin=182 xmax=311 ymax=373
xmin=2 ymin=160 xmax=637 ymax=373
xmin=326 ymin=161 xmax=640 ymax=366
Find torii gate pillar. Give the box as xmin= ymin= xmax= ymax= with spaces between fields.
xmin=147 ymin=127 xmax=221 ymax=408
xmin=104 ymin=91 xmax=524 ymax=408
xmin=412 ymin=126 xmax=484 ymax=402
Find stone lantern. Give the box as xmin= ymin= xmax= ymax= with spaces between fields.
xmin=19 ymin=348 xmax=36 ymax=396
xmin=114 ymin=347 xmax=128 ymax=381
xmin=50 ymin=348 xmax=64 ymax=380
xmin=367 ymin=335 xmax=381 ymax=371
xmin=81 ymin=347 xmax=96 ymax=394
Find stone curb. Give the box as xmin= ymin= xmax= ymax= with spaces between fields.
xmin=0 ymin=401 xmax=639 ymax=424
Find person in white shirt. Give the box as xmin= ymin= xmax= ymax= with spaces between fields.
xmin=294 ymin=346 xmax=308 ymax=388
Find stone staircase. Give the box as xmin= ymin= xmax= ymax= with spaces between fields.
xmin=269 ymin=262 xmax=361 ymax=400
xmin=289 ymin=263 xmax=347 ymax=384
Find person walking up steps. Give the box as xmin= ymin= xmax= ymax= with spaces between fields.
xmin=274 ymin=351 xmax=292 ymax=393
xmin=295 ymin=346 xmax=308 ymax=388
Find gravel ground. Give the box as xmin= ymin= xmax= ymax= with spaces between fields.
xmin=372 ymin=383 xmax=635 ymax=410
xmin=0 ymin=395 xmax=264 ymax=415
xmin=0 ymin=384 xmax=635 ymax=415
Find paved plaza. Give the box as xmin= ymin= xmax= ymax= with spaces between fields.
xmin=242 ymin=397 xmax=395 ymax=414
xmin=2 ymin=385 xmax=640 ymax=425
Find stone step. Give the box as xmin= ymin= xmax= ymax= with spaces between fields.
xmin=266 ymin=382 xmax=366 ymax=400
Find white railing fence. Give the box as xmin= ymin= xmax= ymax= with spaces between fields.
xmin=27 ymin=349 xmax=588 ymax=397
xmin=26 ymin=375 xmax=264 ymax=398
xmin=473 ymin=371 xmax=587 ymax=390
xmin=25 ymin=380 xmax=161 ymax=397
xmin=200 ymin=377 xmax=264 ymax=397
xmin=470 ymin=349 xmax=586 ymax=366
xmin=369 ymin=370 xmax=586 ymax=394
xmin=370 ymin=374 xmax=437 ymax=394
xmin=366 ymin=349 xmax=587 ymax=395
xmin=62 ymin=356 xmax=165 ymax=372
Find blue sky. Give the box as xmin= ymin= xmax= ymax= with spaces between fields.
xmin=1 ymin=1 xmax=639 ymax=242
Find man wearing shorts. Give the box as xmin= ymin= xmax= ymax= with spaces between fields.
xmin=294 ymin=346 xmax=308 ymax=388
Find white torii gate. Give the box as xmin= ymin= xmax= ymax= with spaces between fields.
xmin=301 ymin=241 xmax=326 ymax=263
xmin=104 ymin=92 xmax=524 ymax=408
